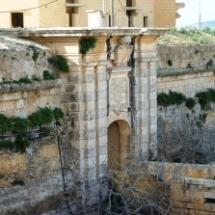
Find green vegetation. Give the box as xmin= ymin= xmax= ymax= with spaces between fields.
xmin=195 ymin=88 xmax=215 ymax=109
xmin=186 ymin=63 xmax=193 ymax=69
xmin=48 ymin=55 xmax=69 ymax=72
xmin=12 ymin=179 xmax=25 ymax=186
xmin=167 ymin=60 xmax=172 ymax=66
xmin=79 ymin=37 xmax=97 ymax=55
xmin=185 ymin=98 xmax=196 ymax=109
xmin=18 ymin=76 xmax=32 ymax=84
xmin=28 ymin=107 xmax=53 ymax=127
xmin=28 ymin=45 xmax=40 ymax=62
xmin=206 ymin=59 xmax=213 ymax=69
xmin=53 ymin=107 xmax=64 ymax=121
xmin=158 ymin=88 xmax=215 ymax=110
xmin=157 ymin=90 xmax=186 ymax=107
xmin=0 ymin=107 xmax=64 ymax=152
xmin=43 ymin=70 xmax=55 ymax=80
xmin=0 ymin=71 xmax=58 ymax=86
xmin=158 ymin=27 xmax=215 ymax=45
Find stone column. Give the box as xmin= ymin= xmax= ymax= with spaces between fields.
xmin=134 ymin=35 xmax=158 ymax=160
xmin=67 ymin=37 xmax=108 ymax=209
xmin=34 ymin=35 xmax=109 ymax=210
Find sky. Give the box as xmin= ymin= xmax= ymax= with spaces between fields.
xmin=176 ymin=0 xmax=215 ymax=27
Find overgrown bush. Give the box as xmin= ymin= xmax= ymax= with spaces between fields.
xmin=18 ymin=76 xmax=32 ymax=84
xmin=157 ymin=91 xmax=186 ymax=106
xmin=79 ymin=37 xmax=97 ymax=55
xmin=167 ymin=59 xmax=172 ymax=66
xmin=43 ymin=70 xmax=55 ymax=80
xmin=48 ymin=55 xmax=69 ymax=72
xmin=0 ymin=107 xmax=64 ymax=152
xmin=206 ymin=59 xmax=213 ymax=69
xmin=185 ymin=98 xmax=196 ymax=109
xmin=158 ymin=88 xmax=215 ymax=110
xmin=195 ymin=91 xmax=211 ymax=109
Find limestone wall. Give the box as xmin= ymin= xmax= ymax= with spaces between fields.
xmin=157 ymin=44 xmax=215 ymax=97
xmin=112 ymin=162 xmax=215 ymax=215
xmin=0 ymin=37 xmax=67 ymax=214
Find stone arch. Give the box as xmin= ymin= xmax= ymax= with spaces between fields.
xmin=107 ymin=120 xmax=130 ymax=170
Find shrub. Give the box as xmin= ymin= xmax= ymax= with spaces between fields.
xmin=167 ymin=59 xmax=172 ymax=66
xmin=0 ymin=139 xmax=15 ymax=150
xmin=208 ymin=88 xmax=215 ymax=102
xmin=186 ymin=63 xmax=193 ymax=69
xmin=53 ymin=107 xmax=64 ymax=121
xmin=12 ymin=117 xmax=29 ymax=133
xmin=157 ymin=91 xmax=186 ymax=107
xmin=185 ymin=98 xmax=196 ymax=109
xmin=195 ymin=91 xmax=211 ymax=109
xmin=48 ymin=55 xmax=69 ymax=72
xmin=29 ymin=107 xmax=53 ymax=127
xmin=15 ymin=136 xmax=30 ymax=153
xmin=79 ymin=37 xmax=97 ymax=55
xmin=18 ymin=76 xmax=32 ymax=84
xmin=43 ymin=70 xmax=55 ymax=80
xmin=0 ymin=107 xmax=64 ymax=153
xmin=0 ymin=114 xmax=13 ymax=133
xmin=206 ymin=59 xmax=213 ymax=69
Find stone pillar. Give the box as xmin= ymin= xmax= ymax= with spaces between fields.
xmin=107 ymin=35 xmax=133 ymax=168
xmin=66 ymin=37 xmax=108 ymax=209
xmin=33 ymin=35 xmax=109 ymax=211
xmin=134 ymin=35 xmax=158 ymax=160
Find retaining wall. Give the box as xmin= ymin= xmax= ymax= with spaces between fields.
xmin=157 ymin=45 xmax=215 ymax=97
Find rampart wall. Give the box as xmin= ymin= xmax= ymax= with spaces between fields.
xmin=157 ymin=44 xmax=215 ymax=97
xmin=112 ymin=161 xmax=215 ymax=215
xmin=0 ymin=37 xmax=67 ymax=214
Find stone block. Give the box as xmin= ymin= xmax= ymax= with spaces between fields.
xmin=2 ymin=92 xmax=22 ymax=101
xmin=150 ymin=124 xmax=157 ymax=134
xmin=149 ymin=92 xmax=157 ymax=100
xmin=204 ymin=203 xmax=215 ymax=212
xmin=204 ymin=192 xmax=215 ymax=199
xmin=135 ymin=93 xmax=148 ymax=102
xmin=16 ymin=99 xmax=25 ymax=109
xmin=149 ymin=107 xmax=157 ymax=117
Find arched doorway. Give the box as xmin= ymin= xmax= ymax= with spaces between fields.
xmin=108 ymin=120 xmax=130 ymax=170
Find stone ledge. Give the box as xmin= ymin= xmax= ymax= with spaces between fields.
xmin=0 ymin=79 xmax=62 ymax=94
xmin=157 ymin=65 xmax=215 ymax=77
xmin=0 ymin=27 xmax=168 ymax=38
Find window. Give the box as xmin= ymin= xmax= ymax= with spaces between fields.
xmin=126 ymin=0 xmax=132 ymax=7
xmin=11 ymin=13 xmax=23 ymax=28
xmin=143 ymin=16 xmax=148 ymax=27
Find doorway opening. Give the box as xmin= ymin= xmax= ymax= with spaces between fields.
xmin=108 ymin=120 xmax=130 ymax=170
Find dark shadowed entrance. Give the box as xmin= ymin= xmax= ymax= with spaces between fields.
xmin=108 ymin=120 xmax=130 ymax=170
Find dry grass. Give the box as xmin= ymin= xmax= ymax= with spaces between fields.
xmin=157 ymin=27 xmax=215 ymax=45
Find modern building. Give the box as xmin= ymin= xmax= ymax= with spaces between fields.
xmin=0 ymin=0 xmax=184 ymax=28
